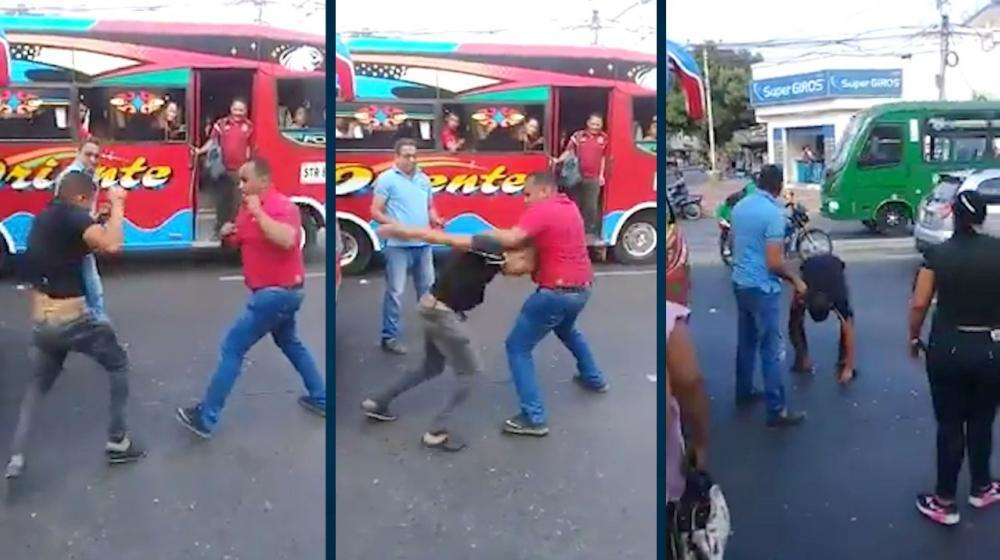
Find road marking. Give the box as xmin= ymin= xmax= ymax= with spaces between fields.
xmin=219 ymin=271 xmax=327 ymax=282
xmin=594 ymin=269 xmax=656 ymax=277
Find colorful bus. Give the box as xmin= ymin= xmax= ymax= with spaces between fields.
xmin=0 ymin=16 xmax=327 ymax=269
xmin=821 ymin=101 xmax=1000 ymax=233
xmin=334 ymin=37 xmax=657 ymax=274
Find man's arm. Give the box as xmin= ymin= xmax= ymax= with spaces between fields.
xmin=489 ymin=227 xmax=531 ymax=249
xmin=243 ymin=196 xmax=296 ymax=250
xmin=370 ymin=195 xmax=395 ymax=226
xmin=838 ymin=313 xmax=856 ymax=372
xmin=765 ymin=243 xmax=806 ymax=294
xmin=378 ymin=223 xmax=471 ymax=251
xmin=82 ymin=188 xmax=126 ymax=254
xmin=667 ymin=319 xmax=710 ymax=470
xmin=908 ymin=267 xmax=935 ymax=354
xmin=428 ymin=194 xmax=444 ymax=228
xmin=502 ymin=247 xmax=536 ymax=276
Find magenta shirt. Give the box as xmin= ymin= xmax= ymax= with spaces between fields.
xmin=667 ymin=301 xmax=689 ymax=501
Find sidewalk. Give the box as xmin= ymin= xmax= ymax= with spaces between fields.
xmin=690 ymin=177 xmax=822 ymax=215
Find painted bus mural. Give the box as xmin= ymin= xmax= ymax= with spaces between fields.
xmin=334 ymin=37 xmax=657 ymax=274
xmin=0 ymin=16 xmax=326 ymax=270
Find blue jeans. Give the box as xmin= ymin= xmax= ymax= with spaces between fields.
xmin=734 ymin=286 xmax=786 ymax=419
xmin=505 ymin=288 xmax=605 ymax=425
xmin=82 ymin=254 xmax=108 ymax=323
xmin=200 ymin=287 xmax=326 ymax=431
xmin=381 ymin=245 xmax=434 ymax=342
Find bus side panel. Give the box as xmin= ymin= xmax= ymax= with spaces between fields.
xmin=0 ymin=143 xmax=193 ymax=252
xmin=603 ymin=89 xmax=655 ymax=242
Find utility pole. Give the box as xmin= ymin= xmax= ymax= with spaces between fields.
xmin=589 ymin=9 xmax=600 ymax=46
xmin=936 ymin=0 xmax=950 ymax=100
xmin=703 ymin=46 xmax=718 ymax=176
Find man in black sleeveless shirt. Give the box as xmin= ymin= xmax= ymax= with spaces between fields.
xmin=361 ymin=223 xmax=534 ymax=451
xmin=788 ymin=253 xmax=857 ymax=384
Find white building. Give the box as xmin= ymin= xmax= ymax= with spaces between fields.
xmin=750 ymin=7 xmax=1000 ymax=186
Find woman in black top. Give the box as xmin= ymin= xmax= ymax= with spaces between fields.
xmin=909 ymin=189 xmax=1000 ymax=525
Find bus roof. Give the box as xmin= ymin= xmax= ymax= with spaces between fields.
xmin=860 ymin=101 xmax=1000 ymax=118
xmin=346 ymin=37 xmax=654 ymax=64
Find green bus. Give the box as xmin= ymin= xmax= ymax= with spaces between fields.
xmin=821 ymin=102 xmax=1000 ymax=232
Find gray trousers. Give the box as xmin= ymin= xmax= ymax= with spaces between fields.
xmin=9 ymin=315 xmax=130 ymax=456
xmin=375 ymin=305 xmax=481 ymax=434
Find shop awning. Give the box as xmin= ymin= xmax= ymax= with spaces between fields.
xmin=667 ymin=40 xmax=704 ymax=120
xmin=335 ymin=34 xmax=355 ymax=101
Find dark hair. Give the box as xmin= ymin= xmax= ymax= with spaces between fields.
xmin=587 ymin=113 xmax=604 ymax=122
xmin=758 ymin=164 xmax=783 ymax=195
xmin=231 ymin=97 xmax=248 ymax=107
xmin=394 ymin=138 xmax=418 ymax=154
xmin=57 ymin=171 xmax=96 ymax=200
xmin=952 ymin=189 xmax=986 ymax=236
xmin=526 ymin=171 xmax=557 ymax=189
xmin=79 ymin=137 xmax=101 ymax=149
xmin=246 ymin=156 xmax=272 ymax=180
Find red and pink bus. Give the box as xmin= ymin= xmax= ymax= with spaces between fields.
xmin=335 ymin=37 xmax=657 ymax=274
xmin=0 ymin=16 xmax=326 ymax=269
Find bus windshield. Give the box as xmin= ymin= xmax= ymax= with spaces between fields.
xmin=829 ymin=114 xmax=866 ymax=172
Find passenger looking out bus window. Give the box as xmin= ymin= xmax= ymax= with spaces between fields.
xmin=336 ymin=102 xmax=434 ymax=150
xmin=0 ymin=88 xmax=72 ymax=141
xmin=516 ymin=117 xmax=544 ymax=151
xmin=644 ymin=115 xmax=657 ymax=141
xmin=152 ymin=101 xmax=186 ymax=141
xmin=79 ymin=101 xmax=92 ymax=140
xmin=441 ymin=112 xmax=465 ymax=152
xmin=335 ymin=117 xmax=363 ymax=139
xmin=290 ymin=106 xmax=309 ymax=129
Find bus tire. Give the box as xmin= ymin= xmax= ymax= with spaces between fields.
xmin=861 ymin=219 xmax=878 ymax=233
xmin=339 ymin=220 xmax=373 ymax=275
xmin=299 ymin=206 xmax=321 ymax=263
xmin=613 ymin=210 xmax=657 ymax=265
xmin=876 ymin=203 xmax=911 ymax=236
xmin=0 ymin=236 xmax=9 ymax=278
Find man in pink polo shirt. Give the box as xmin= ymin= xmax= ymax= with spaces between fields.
xmin=487 ymin=171 xmax=607 ymax=436
xmin=555 ymin=113 xmax=609 ymax=240
xmin=176 ymin=157 xmax=325 ymax=438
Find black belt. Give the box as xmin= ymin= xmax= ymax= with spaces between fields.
xmin=540 ymin=285 xmax=590 ymax=293
xmin=253 ymin=283 xmax=304 ymax=293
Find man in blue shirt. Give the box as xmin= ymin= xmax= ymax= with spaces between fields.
xmin=730 ymin=165 xmax=807 ymax=427
xmin=371 ymin=138 xmax=442 ymax=354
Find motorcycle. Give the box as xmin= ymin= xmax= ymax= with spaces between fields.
xmin=667 ymin=170 xmax=704 ymax=220
xmin=719 ymin=201 xmax=833 ymax=267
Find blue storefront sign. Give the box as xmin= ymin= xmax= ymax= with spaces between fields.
xmin=750 ymin=69 xmax=902 ymax=107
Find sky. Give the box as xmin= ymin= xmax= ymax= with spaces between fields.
xmin=0 ymin=0 xmax=325 ymax=35
xmin=334 ymin=0 xmax=657 ymax=54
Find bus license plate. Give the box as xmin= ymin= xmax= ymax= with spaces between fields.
xmin=300 ymin=162 xmax=326 ymax=185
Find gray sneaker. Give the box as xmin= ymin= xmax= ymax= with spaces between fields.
xmin=381 ymin=339 xmax=407 ymax=355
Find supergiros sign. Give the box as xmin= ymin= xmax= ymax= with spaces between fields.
xmin=336 ymin=162 xmax=529 ymax=196
xmin=1 ymin=157 xmax=174 ymax=191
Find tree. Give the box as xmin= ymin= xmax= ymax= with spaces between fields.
xmin=666 ymin=43 xmax=762 ymax=147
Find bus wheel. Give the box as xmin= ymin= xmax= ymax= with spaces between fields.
xmin=0 ymin=237 xmax=9 ymax=278
xmin=339 ymin=220 xmax=373 ymax=275
xmin=876 ymin=203 xmax=911 ymax=236
xmin=862 ymin=219 xmax=878 ymax=233
xmin=299 ymin=206 xmax=321 ymax=263
xmin=613 ymin=211 xmax=657 ymax=265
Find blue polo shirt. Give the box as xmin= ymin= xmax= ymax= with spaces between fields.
xmin=731 ymin=190 xmax=785 ymax=293
xmin=373 ymin=166 xmax=433 ymax=248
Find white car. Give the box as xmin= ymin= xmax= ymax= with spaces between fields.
xmin=915 ymin=168 xmax=1000 ymax=252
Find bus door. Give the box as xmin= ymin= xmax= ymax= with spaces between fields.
xmin=853 ymin=120 xmax=909 ymax=227
xmin=553 ymin=86 xmax=612 ymax=237
xmin=191 ymin=68 xmax=255 ymax=244
xmin=77 ymin=83 xmax=196 ymax=250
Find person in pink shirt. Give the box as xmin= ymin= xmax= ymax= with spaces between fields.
xmin=484 ymin=171 xmax=606 ymax=436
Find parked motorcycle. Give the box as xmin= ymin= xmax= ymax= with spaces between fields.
xmin=667 ymin=170 xmax=703 ymax=220
xmin=719 ymin=201 xmax=833 ymax=267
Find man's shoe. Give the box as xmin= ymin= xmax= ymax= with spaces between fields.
xmin=735 ymin=390 xmax=764 ymax=406
xmin=176 ymin=405 xmax=212 ymax=439
xmin=4 ymin=454 xmax=24 ymax=479
xmin=502 ymin=414 xmax=549 ymax=437
xmin=106 ymin=434 xmax=146 ymax=464
xmin=298 ymin=396 xmax=326 ymax=417
xmin=766 ymin=410 xmax=806 ymax=428
xmin=969 ymin=481 xmax=1000 ymax=509
xmin=916 ymin=494 xmax=960 ymax=525
xmin=381 ymin=339 xmax=407 ymax=355
xmin=361 ymin=398 xmax=397 ymax=422
xmin=572 ymin=375 xmax=609 ymax=393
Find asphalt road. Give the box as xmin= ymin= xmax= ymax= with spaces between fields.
xmin=0 ymin=251 xmax=327 ymax=560
xmin=334 ymin=261 xmax=656 ymax=559
xmin=683 ymin=247 xmax=1000 ymax=558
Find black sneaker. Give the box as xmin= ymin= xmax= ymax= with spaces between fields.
xmin=4 ymin=454 xmax=24 ymax=479
xmin=735 ymin=390 xmax=764 ymax=406
xmin=105 ymin=434 xmax=146 ymax=464
xmin=381 ymin=339 xmax=407 ymax=355
xmin=573 ymin=375 xmax=609 ymax=393
xmin=361 ymin=398 xmax=397 ymax=422
xmin=766 ymin=410 xmax=806 ymax=428
xmin=916 ymin=494 xmax=960 ymax=525
xmin=502 ymin=414 xmax=549 ymax=437
xmin=176 ymin=405 xmax=212 ymax=439
xmin=298 ymin=396 xmax=326 ymax=417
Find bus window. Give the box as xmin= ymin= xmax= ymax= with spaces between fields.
xmin=278 ymin=77 xmax=326 ymax=146
xmin=923 ymin=117 xmax=991 ymax=163
xmin=859 ymin=124 xmax=902 ymax=167
xmin=442 ymin=103 xmax=545 ymax=152
xmin=633 ymin=95 xmax=656 ymax=145
xmin=80 ymin=87 xmax=187 ymax=142
xmin=0 ymin=87 xmax=71 ymax=141
xmin=336 ymin=101 xmax=434 ymax=151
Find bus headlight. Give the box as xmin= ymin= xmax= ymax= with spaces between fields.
xmin=828 ymin=201 xmax=840 ymax=213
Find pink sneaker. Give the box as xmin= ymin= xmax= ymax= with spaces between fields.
xmin=916 ymin=494 xmax=959 ymax=525
xmin=969 ymin=481 xmax=1000 ymax=509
